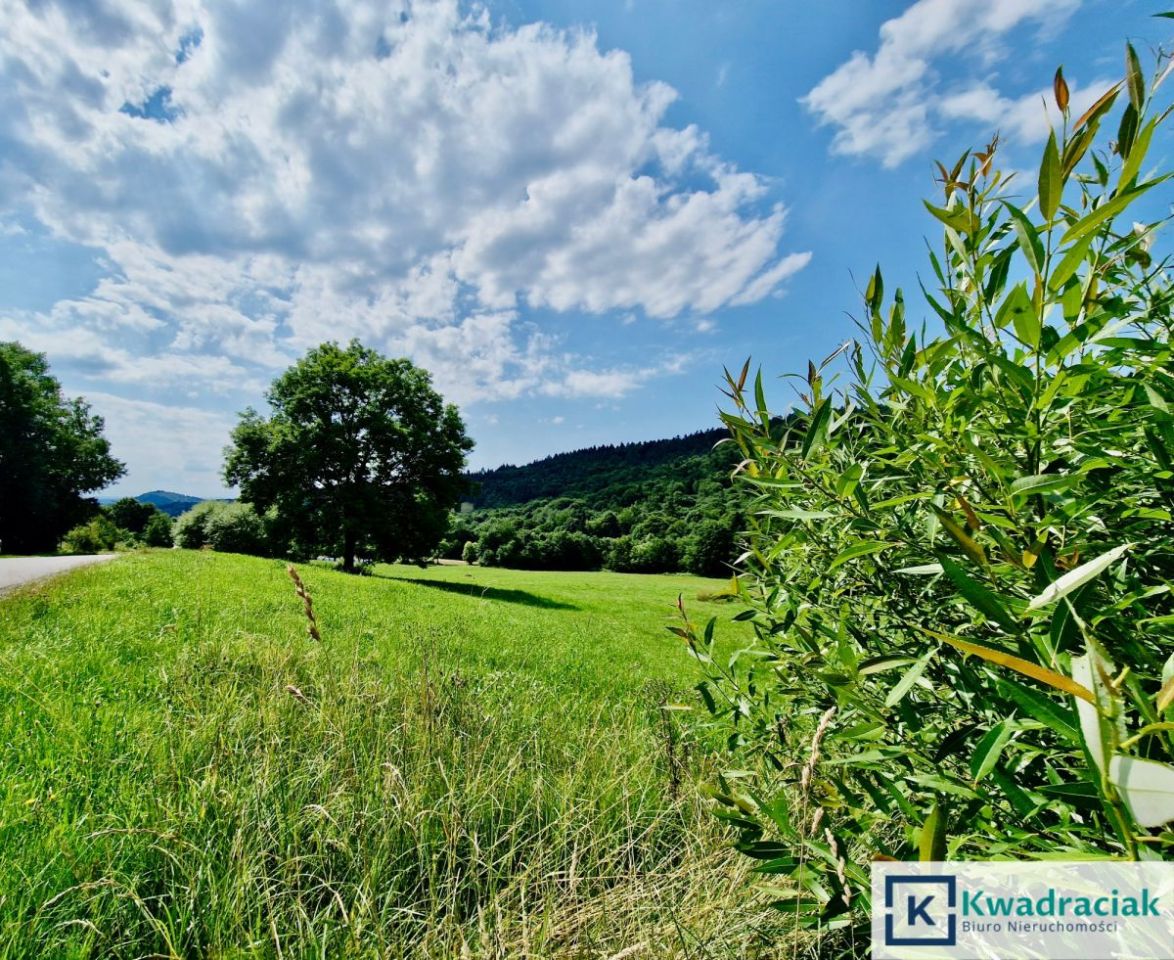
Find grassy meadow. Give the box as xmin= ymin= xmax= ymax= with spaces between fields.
xmin=0 ymin=551 xmax=788 ymax=959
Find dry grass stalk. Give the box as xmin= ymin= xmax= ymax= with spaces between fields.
xmin=808 ymin=806 xmax=824 ymax=836
xmin=824 ymin=827 xmax=850 ymax=909
xmin=286 ymin=564 xmax=322 ymax=641
xmin=799 ymin=706 xmax=835 ymax=793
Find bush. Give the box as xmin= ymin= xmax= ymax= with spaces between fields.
xmin=683 ymin=519 xmax=736 ymax=577
xmin=142 ymin=511 xmax=174 ymax=548
xmin=174 ymin=501 xmax=219 ymax=549
xmin=205 ymin=502 xmax=269 ymax=556
xmin=461 ymin=539 xmax=479 ymax=563
xmin=103 ymin=497 xmax=157 ymax=535
xmin=683 ymin=53 xmax=1174 ymax=928
xmin=438 ymin=526 xmax=477 ymax=560
xmin=606 ymin=535 xmax=679 ymax=573
xmin=175 ymin=501 xmax=269 ymax=556
xmin=59 ymin=515 xmax=126 ymax=554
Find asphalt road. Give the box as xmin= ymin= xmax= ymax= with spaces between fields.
xmin=0 ymin=554 xmax=117 ymax=593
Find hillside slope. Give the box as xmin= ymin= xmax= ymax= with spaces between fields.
xmin=136 ymin=490 xmax=206 ymax=517
xmin=450 ymin=427 xmax=745 ymax=576
xmin=466 ymin=427 xmax=731 ymax=508
xmin=0 ymin=550 xmax=770 ymax=957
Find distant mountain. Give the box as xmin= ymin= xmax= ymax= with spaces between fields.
xmin=97 ymin=490 xmax=214 ymax=517
xmin=465 ymin=427 xmax=732 ymax=508
xmin=136 ymin=490 xmax=208 ymax=517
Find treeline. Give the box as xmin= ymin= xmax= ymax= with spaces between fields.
xmin=442 ymin=441 xmax=745 ymax=576
xmin=466 ymin=428 xmax=730 ymax=507
xmin=59 ymin=498 xmax=174 ymax=553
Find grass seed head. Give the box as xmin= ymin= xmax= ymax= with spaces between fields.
xmin=286 ymin=564 xmax=322 ymax=641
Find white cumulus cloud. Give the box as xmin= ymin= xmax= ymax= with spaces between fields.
xmin=0 ymin=0 xmax=809 ymax=412
xmin=803 ymin=0 xmax=1084 ymax=167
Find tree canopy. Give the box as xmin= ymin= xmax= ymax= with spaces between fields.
xmin=0 ymin=342 xmax=124 ymax=553
xmin=224 ymin=341 xmax=473 ymax=571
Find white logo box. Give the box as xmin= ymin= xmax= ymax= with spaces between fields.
xmin=872 ymin=861 xmax=1174 ymax=960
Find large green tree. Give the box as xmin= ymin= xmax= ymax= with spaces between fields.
xmin=224 ymin=341 xmax=473 ymax=572
xmin=0 ymin=342 xmax=125 ymax=553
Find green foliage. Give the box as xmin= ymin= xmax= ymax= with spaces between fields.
xmin=0 ymin=342 xmax=124 ymax=553
xmin=684 ymin=52 xmax=1174 ymax=926
xmin=174 ymin=500 xmax=270 ymax=556
xmin=204 ymin=501 xmax=269 ymax=555
xmin=608 ymin=534 xmax=681 ymax=574
xmin=683 ymin=519 xmax=739 ymax=578
xmin=103 ymin=497 xmax=158 ymax=535
xmin=0 ymin=551 xmax=770 ymax=958
xmin=455 ymin=441 xmax=747 ymax=573
xmin=59 ymin=515 xmax=127 ymax=554
xmin=141 ymin=511 xmax=174 ymax=548
xmin=173 ymin=500 xmax=219 ymax=549
xmin=467 ymin=428 xmax=731 ymax=507
xmin=102 ymin=497 xmax=177 ymax=548
xmin=225 ymin=341 xmax=473 ymax=572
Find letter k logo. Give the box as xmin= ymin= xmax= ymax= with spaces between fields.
xmin=907 ymin=894 xmax=935 ymax=926
xmin=882 ymin=874 xmax=957 ymax=947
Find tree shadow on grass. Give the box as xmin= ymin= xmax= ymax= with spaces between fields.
xmin=377 ymin=575 xmax=580 ymax=611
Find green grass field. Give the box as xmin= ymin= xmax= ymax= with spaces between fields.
xmin=0 ymin=551 xmax=785 ymax=959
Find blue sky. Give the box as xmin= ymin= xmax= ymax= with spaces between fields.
xmin=0 ymin=0 xmax=1169 ymax=496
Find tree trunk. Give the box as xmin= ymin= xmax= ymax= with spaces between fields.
xmin=343 ymin=527 xmax=356 ymax=573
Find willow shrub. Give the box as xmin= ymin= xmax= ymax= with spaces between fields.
xmin=680 ymin=48 xmax=1174 ymax=928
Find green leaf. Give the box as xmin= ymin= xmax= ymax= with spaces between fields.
xmin=994 ymin=676 xmax=1080 ymax=744
xmin=865 ymin=264 xmax=883 ymax=314
xmin=970 ymin=721 xmax=1013 ymax=783
xmin=736 ymin=840 xmax=792 ymax=860
xmin=1004 ymin=202 xmax=1044 ymax=273
xmin=753 ymin=858 xmax=800 ymax=875
xmin=835 ymin=463 xmax=864 ymax=499
xmin=923 ymin=199 xmax=977 ymax=235
xmin=1061 ymin=122 xmax=1099 ymax=180
xmin=1039 ymin=130 xmax=1062 ymax=220
xmin=1025 ymin=543 xmax=1133 ymax=612
xmin=1047 ymin=234 xmax=1095 ymax=292
xmin=1119 ymin=115 xmax=1156 ymax=190
xmin=1038 ymin=781 xmax=1101 ymax=809
xmin=768 ymin=897 xmax=825 ymax=915
xmin=753 ymin=369 xmax=768 ymax=423
xmin=1009 ymin=473 xmax=1081 ymax=496
xmin=761 ymin=508 xmax=837 ymax=521
xmin=829 ymin=540 xmax=894 ymax=569
xmin=801 ymin=399 xmax=831 ymax=459
xmin=1117 ymin=102 xmax=1139 ymax=160
xmin=1144 ymin=383 xmax=1170 ymax=414
xmin=1059 ymin=179 xmax=1165 ymax=246
xmin=918 ymin=802 xmax=948 ymax=861
xmin=932 ymin=506 xmax=987 ymax=566
xmin=859 ymin=655 xmax=918 ymax=675
xmin=999 ymin=282 xmax=1040 ymax=346
xmin=885 ymin=651 xmax=932 ymax=707
xmin=938 ymin=554 xmax=1019 ymax=633
xmin=1125 ymin=42 xmax=1145 ymax=114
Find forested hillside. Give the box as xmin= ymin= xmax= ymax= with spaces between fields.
xmin=444 ymin=428 xmax=747 ymax=575
xmin=465 ymin=428 xmax=730 ymax=507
